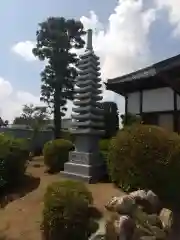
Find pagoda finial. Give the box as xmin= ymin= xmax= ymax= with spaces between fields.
xmin=86 ymin=29 xmax=93 ymax=50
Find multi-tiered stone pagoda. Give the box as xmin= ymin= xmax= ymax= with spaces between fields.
xmin=61 ymin=29 xmax=105 ymax=183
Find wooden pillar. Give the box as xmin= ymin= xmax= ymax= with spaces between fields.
xmin=125 ymin=94 xmax=128 ymax=124
xmin=140 ymin=90 xmax=143 ymax=121
xmin=173 ymin=91 xmax=178 ymax=132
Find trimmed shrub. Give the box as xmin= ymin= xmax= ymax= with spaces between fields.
xmin=41 ymin=180 xmax=94 ymax=240
xmin=61 ymin=131 xmax=75 ymax=143
xmin=43 ymin=139 xmax=74 ymax=173
xmin=0 ymin=134 xmax=29 ymax=191
xmin=107 ymin=125 xmax=180 ymax=205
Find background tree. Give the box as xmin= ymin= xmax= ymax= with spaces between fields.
xmin=100 ymin=101 xmax=119 ymax=138
xmin=13 ymin=104 xmax=50 ymax=129
xmin=120 ymin=113 xmax=142 ymax=127
xmin=33 ymin=17 xmax=86 ymax=139
xmin=14 ymin=104 xmax=50 ymax=153
xmin=0 ymin=117 xmax=9 ymax=127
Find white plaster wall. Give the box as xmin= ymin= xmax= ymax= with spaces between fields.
xmin=158 ymin=114 xmax=173 ymax=132
xmin=142 ymin=88 xmax=174 ymax=113
xmin=176 ymin=94 xmax=180 ymax=110
xmin=127 ymin=92 xmax=140 ymax=114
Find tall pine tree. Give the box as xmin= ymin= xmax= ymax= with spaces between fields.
xmin=33 ymin=17 xmax=85 ymax=138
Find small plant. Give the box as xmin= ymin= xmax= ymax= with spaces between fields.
xmin=43 ymin=139 xmax=74 ymax=173
xmin=41 ymin=180 xmax=94 ymax=240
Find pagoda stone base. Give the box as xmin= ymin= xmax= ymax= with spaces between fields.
xmin=60 ymin=151 xmax=106 ymax=183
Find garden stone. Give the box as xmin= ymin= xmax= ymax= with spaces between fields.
xmin=105 ymin=195 xmax=136 ymax=215
xmin=130 ymin=190 xmax=161 ymax=214
xmin=146 ymin=190 xmax=161 ymax=214
xmin=129 ymin=190 xmax=147 ymax=201
xmin=105 ymin=190 xmax=172 ymax=240
xmin=114 ymin=215 xmax=135 ymax=240
xmin=159 ymin=208 xmax=173 ymax=233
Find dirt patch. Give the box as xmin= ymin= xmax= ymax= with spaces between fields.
xmin=0 ymin=158 xmax=123 ymax=240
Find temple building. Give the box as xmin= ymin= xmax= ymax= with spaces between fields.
xmin=106 ymin=54 xmax=180 ymax=133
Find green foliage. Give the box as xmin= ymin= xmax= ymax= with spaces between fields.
xmin=99 ymin=139 xmax=111 ymax=152
xmin=13 ymin=104 xmax=50 ymax=129
xmin=120 ymin=113 xmax=142 ymax=127
xmin=13 ymin=104 xmax=50 ymax=155
xmin=107 ymin=124 xmax=180 ymax=204
xmin=33 ymin=17 xmax=85 ymax=139
xmin=99 ymin=138 xmax=112 ymax=181
xmin=100 ymin=102 xmax=119 ymax=138
xmin=41 ymin=180 xmax=93 ymax=240
xmin=61 ymin=130 xmax=75 ymax=142
xmin=99 ymin=138 xmax=110 ymax=162
xmin=0 ymin=118 xmax=8 ymax=127
xmin=0 ymin=134 xmax=29 ymax=191
xmin=43 ymin=139 xmax=74 ymax=172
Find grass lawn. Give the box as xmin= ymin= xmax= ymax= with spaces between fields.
xmin=0 ymin=157 xmax=123 ymax=240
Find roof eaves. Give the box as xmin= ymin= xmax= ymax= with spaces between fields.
xmin=107 ymin=54 xmax=180 ymax=85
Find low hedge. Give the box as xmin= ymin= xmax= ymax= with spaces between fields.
xmin=43 ymin=139 xmax=74 ymax=173
xmin=41 ymin=180 xmax=94 ymax=240
xmin=0 ymin=134 xmax=29 ymax=191
xmin=107 ymin=125 xmax=180 ymax=205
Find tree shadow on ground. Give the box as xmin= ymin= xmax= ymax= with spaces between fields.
xmin=32 ymin=163 xmax=42 ymax=168
xmin=0 ymin=174 xmax=40 ymax=208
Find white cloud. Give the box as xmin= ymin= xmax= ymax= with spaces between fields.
xmin=79 ymin=0 xmax=156 ymax=114
xmin=12 ymin=41 xmax=37 ymax=61
xmin=155 ymin=0 xmax=180 ymax=37
xmin=0 ymin=77 xmax=13 ymax=100
xmin=81 ymin=0 xmax=156 ymax=79
xmin=0 ymin=77 xmax=41 ymax=122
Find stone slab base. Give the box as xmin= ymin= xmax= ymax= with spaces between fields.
xmin=60 ymin=151 xmax=106 ymax=183
xmin=60 ymin=171 xmax=94 ymax=183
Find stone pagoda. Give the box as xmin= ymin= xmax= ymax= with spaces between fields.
xmin=61 ymin=29 xmax=105 ymax=183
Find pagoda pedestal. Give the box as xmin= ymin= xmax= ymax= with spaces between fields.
xmin=61 ymin=134 xmax=106 ymax=183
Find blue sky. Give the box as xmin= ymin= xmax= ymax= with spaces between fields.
xmin=0 ymin=0 xmax=180 ymax=121
xmin=0 ymin=0 xmax=116 ymax=94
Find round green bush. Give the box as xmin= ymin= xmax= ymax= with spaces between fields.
xmin=0 ymin=134 xmax=29 ymax=191
xmin=107 ymin=125 xmax=180 ymax=204
xmin=43 ymin=139 xmax=74 ymax=173
xmin=41 ymin=180 xmax=93 ymax=240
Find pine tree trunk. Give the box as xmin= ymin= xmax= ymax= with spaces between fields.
xmin=53 ymin=86 xmax=61 ymax=139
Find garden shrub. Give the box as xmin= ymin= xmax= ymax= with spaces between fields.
xmin=0 ymin=134 xmax=29 ymax=191
xmin=99 ymin=138 xmax=110 ymax=152
xmin=41 ymin=180 xmax=94 ymax=240
xmin=107 ymin=124 xmax=180 ymax=205
xmin=61 ymin=131 xmax=75 ymax=142
xmin=43 ymin=139 xmax=74 ymax=173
